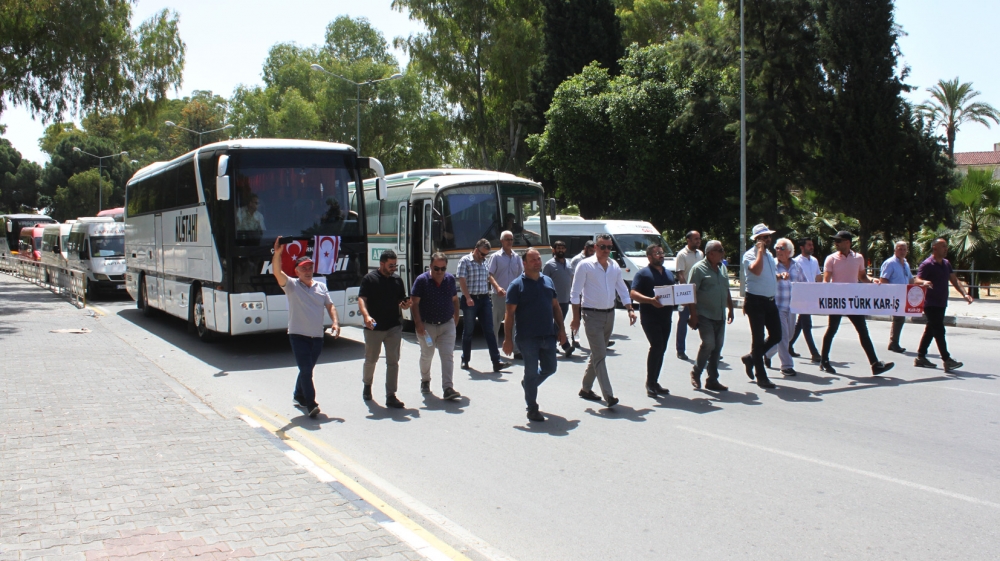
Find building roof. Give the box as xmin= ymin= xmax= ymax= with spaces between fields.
xmin=954 ymin=151 xmax=1000 ymax=166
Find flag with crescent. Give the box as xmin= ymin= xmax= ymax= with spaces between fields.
xmin=280 ymin=239 xmax=308 ymax=278
xmin=314 ymin=235 xmax=341 ymax=274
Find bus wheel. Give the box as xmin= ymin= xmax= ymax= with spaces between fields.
xmin=86 ymin=280 xmax=98 ymax=301
xmin=190 ymin=288 xmax=216 ymax=342
xmin=138 ymin=276 xmax=155 ymax=317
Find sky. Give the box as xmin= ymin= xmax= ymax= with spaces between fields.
xmin=3 ymin=0 xmax=1000 ymax=165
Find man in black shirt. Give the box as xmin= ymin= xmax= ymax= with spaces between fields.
xmin=358 ymin=249 xmax=411 ymax=408
xmin=629 ymin=244 xmax=676 ymax=397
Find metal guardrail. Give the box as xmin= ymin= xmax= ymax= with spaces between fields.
xmin=0 ymin=254 xmax=90 ymax=308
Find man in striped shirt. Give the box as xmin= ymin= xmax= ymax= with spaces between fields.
xmin=457 ymin=238 xmax=512 ymax=373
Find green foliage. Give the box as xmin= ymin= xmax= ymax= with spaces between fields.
xmin=0 ymin=2 xmax=185 ymax=121
xmin=270 ymin=88 xmax=321 ymax=139
xmin=919 ymin=78 xmax=1000 ymax=160
xmin=945 ymin=168 xmax=1000 ymax=266
xmin=52 ymin=169 xmax=112 ymax=222
xmin=615 ymin=0 xmax=699 ymax=46
xmin=0 ymin=138 xmax=41 ymax=213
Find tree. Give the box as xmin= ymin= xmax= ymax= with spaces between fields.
xmin=40 ymin=135 xmax=132 ymax=214
xmin=614 ymin=0 xmax=699 ymax=46
xmin=52 ymin=169 xmax=112 ymax=222
xmin=919 ymin=78 xmax=1000 ymax=160
xmin=1 ymin=3 xmax=185 ymax=121
xmin=0 ymin=138 xmax=41 ymax=213
xmin=944 ymin=168 xmax=1000 ymax=298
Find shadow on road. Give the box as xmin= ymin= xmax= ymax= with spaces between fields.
xmin=276 ymin=414 xmax=345 ymax=434
xmin=420 ymin=394 xmax=470 ymax=414
xmin=364 ymin=400 xmax=421 ymax=422
xmin=513 ymin=412 xmax=580 ymax=436
xmin=651 ymin=393 xmax=723 ymax=414
xmin=584 ymin=404 xmax=654 ymax=422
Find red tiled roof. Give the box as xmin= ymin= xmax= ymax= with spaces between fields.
xmin=954 ymin=151 xmax=1000 ymax=165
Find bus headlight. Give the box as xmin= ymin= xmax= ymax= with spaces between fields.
xmin=240 ymin=301 xmax=264 ymax=310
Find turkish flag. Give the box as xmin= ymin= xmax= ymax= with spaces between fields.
xmin=314 ymin=235 xmax=340 ymax=274
xmin=281 ymin=239 xmax=308 ymax=278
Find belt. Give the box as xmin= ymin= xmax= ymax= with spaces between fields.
xmin=746 ymin=293 xmax=775 ymax=302
xmin=425 ymin=319 xmax=450 ymax=325
xmin=467 ymin=293 xmax=489 ymax=298
xmin=581 ymin=307 xmax=614 ymax=313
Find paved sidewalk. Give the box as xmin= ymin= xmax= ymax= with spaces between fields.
xmin=0 ymin=275 xmax=424 ymax=561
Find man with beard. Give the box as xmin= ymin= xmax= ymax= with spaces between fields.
xmin=543 ymin=240 xmax=574 ymax=357
xmin=629 ymin=244 xmax=676 ymax=397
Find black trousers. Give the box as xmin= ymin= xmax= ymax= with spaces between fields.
xmin=918 ymin=306 xmax=950 ymax=360
xmin=791 ymin=314 xmax=820 ymax=357
xmin=821 ymin=315 xmax=878 ymax=365
xmin=640 ymin=310 xmax=674 ymax=388
xmin=744 ymin=294 xmax=781 ymax=379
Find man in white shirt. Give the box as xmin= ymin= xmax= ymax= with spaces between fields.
xmin=236 ymin=194 xmax=266 ymax=232
xmin=488 ymin=230 xmax=523 ymax=358
xmin=790 ymin=237 xmax=822 ymax=362
xmin=673 ymin=231 xmax=704 ymax=360
xmin=570 ymin=234 xmax=636 ymax=407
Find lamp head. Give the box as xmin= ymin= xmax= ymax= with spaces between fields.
xmin=165 ymin=121 xmax=176 ymax=127
xmin=223 ymin=124 xmax=234 ymax=130
xmin=310 ymin=64 xmax=325 ymax=72
xmin=72 ymin=147 xmax=81 ymax=152
xmin=390 ymin=73 xmax=403 ymax=80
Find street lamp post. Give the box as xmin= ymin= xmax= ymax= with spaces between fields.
xmin=310 ymin=64 xmax=403 ymax=154
xmin=164 ymin=122 xmax=234 ymax=146
xmin=73 ymin=147 xmax=129 ymax=212
xmin=739 ymin=0 xmax=747 ymax=297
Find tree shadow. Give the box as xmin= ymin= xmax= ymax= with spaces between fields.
xmin=419 ymin=394 xmax=469 ymax=414
xmin=512 ymin=412 xmax=580 ymax=436
xmin=584 ymin=404 xmax=654 ymax=422
xmin=364 ymin=400 xmax=421 ymax=422
xmin=650 ymin=393 xmax=723 ymax=414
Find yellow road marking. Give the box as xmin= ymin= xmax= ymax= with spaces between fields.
xmin=87 ymin=304 xmax=108 ymax=317
xmin=236 ymin=406 xmax=472 ymax=561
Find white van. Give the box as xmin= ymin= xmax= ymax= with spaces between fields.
xmin=65 ymin=218 xmax=126 ymax=296
xmin=525 ymin=217 xmax=676 ymax=285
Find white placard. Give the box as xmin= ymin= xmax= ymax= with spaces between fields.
xmin=672 ymin=284 xmax=696 ymax=305
xmin=790 ymin=283 xmax=925 ymax=316
xmin=654 ymin=285 xmax=675 ymax=306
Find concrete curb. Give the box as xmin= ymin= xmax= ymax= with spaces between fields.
xmin=729 ymin=296 xmax=1000 ymax=331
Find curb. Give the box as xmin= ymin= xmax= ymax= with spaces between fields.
xmin=729 ymin=296 xmax=1000 ymax=331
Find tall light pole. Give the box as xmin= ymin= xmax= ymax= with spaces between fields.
xmin=164 ymin=121 xmax=234 ymax=146
xmin=739 ymin=0 xmax=748 ymax=297
xmin=310 ymin=64 xmax=403 ymax=154
xmin=73 ymin=147 xmax=128 ymax=212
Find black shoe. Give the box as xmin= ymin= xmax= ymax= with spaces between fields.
xmin=781 ymin=368 xmax=797 ymax=376
xmin=363 ymin=384 xmax=373 ymax=401
xmin=655 ymin=384 xmax=670 ymax=395
xmin=741 ymin=354 xmax=755 ymax=380
xmin=579 ymin=389 xmax=602 ymax=402
xmin=607 ymin=341 xmax=615 ymax=347
xmin=561 ymin=342 xmax=574 ymax=356
xmin=943 ymin=358 xmax=963 ymax=373
xmin=385 ymin=394 xmax=405 ymax=408
xmin=756 ymin=377 xmax=776 ymax=389
xmin=789 ymin=348 xmax=801 ymax=358
xmin=606 ymin=396 xmax=619 ymax=407
xmin=871 ymin=361 xmax=894 ymax=376
xmin=526 ymin=409 xmax=545 ymax=422
xmin=420 ymin=381 xmax=431 ymax=394
xmin=573 ymin=341 xmax=581 ymax=349
xmin=461 ymin=360 xmax=470 ymax=370
xmin=677 ymin=352 xmax=689 ymax=361
xmin=308 ymin=405 xmax=320 ymax=418
xmin=819 ymin=361 xmax=837 ymax=374
xmin=443 ymin=387 xmax=461 ymax=400
xmin=888 ymin=344 xmax=906 ymax=354
xmin=764 ymin=356 xmax=772 ymax=370
xmin=704 ymin=380 xmax=728 ymax=392
xmin=493 ymin=361 xmax=511 ymax=372
xmin=810 ymin=354 xmax=822 ymax=363
xmin=914 ymin=356 xmax=936 ymax=368
xmin=514 ymin=352 xmax=523 ymax=360
xmin=690 ymin=372 xmax=702 ymax=390
xmin=646 ymin=384 xmax=669 ymax=397
xmin=293 ymin=393 xmax=304 ymax=405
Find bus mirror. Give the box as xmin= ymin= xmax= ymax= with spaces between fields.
xmin=548 ymin=198 xmax=557 ymax=220
xmin=431 ymin=219 xmax=442 ymax=241
xmin=217 ymin=155 xmax=229 ymax=176
xmin=216 ymin=176 xmax=230 ymax=201
xmin=6 ymin=221 xmax=11 ymax=232
xmin=365 ymin=157 xmax=387 ymax=200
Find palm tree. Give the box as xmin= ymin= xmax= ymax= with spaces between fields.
xmin=945 ymin=168 xmax=1000 ymax=298
xmin=919 ymin=78 xmax=1000 ymax=160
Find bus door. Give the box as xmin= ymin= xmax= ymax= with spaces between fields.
xmin=396 ymin=201 xmax=408 ymax=283
xmin=420 ymin=200 xmax=432 ymax=275
xmin=153 ymin=214 xmax=165 ymax=308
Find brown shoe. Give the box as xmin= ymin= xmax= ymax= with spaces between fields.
xmin=690 ymin=371 xmax=702 ymax=389
xmin=704 ymin=380 xmax=728 ymax=392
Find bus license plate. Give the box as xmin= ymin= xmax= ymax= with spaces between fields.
xmin=116 ymin=284 xmax=126 ymax=290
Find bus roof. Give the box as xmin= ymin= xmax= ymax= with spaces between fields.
xmin=2 ymin=214 xmax=54 ymax=221
xmin=363 ymin=171 xmax=539 ymax=192
xmin=384 ymin=168 xmax=522 ymax=180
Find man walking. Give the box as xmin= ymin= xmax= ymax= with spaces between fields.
xmin=503 ymin=248 xmax=568 ymax=422
xmin=914 ymin=238 xmax=973 ymax=372
xmin=629 ymin=244 xmax=676 ymax=397
xmin=765 ymin=238 xmax=807 ymax=376
xmin=880 ymin=241 xmax=917 ymax=353
xmin=488 ymin=231 xmax=524 ymax=358
xmin=272 ymin=238 xmax=340 ymax=419
xmin=542 ymin=240 xmax=574 ymax=356
xmin=819 ymin=231 xmax=894 ymax=376
xmin=568 ymin=240 xmax=596 ymax=349
xmin=790 ymin=237 xmax=823 ymax=362
xmin=740 ymin=224 xmax=780 ymax=389
xmin=674 ymin=231 xmax=703 ymax=360
xmin=410 ymin=252 xmax=462 ymax=400
xmin=358 ymin=249 xmax=411 ymax=408
xmin=686 ymin=240 xmax=734 ymax=391
xmin=570 ymin=234 xmax=636 ymax=407
xmin=457 ymin=239 xmax=511 ymax=372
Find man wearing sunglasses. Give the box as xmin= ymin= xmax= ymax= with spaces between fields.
xmin=488 ymin=230 xmax=523 ymax=360
xmin=359 ymin=249 xmax=411 ymax=408
xmin=457 ymin=239 xmax=511 ymax=372
xmin=570 ymin=234 xmax=636 ymax=407
xmin=410 ymin=253 xmax=462 ymax=400
xmin=740 ymin=223 xmax=780 ymax=389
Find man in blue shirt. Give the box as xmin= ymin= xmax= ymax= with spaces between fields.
xmin=629 ymin=244 xmax=676 ymax=397
xmin=879 ymin=241 xmax=916 ymax=353
xmin=740 ymin=223 xmax=780 ymax=389
xmin=411 ymin=252 xmax=462 ymax=400
xmin=504 ymin=248 xmax=568 ymax=422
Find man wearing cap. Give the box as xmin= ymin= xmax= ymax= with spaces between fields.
xmin=542 ymin=240 xmax=575 ymax=357
xmin=272 ymin=238 xmax=340 ymax=419
xmin=740 ymin=224 xmax=780 ymax=388
xmin=358 ymin=249 xmax=411 ymax=408
xmin=819 ymin=231 xmax=894 ymax=376
xmin=674 ymin=231 xmax=703 ymax=360
xmin=914 ymin=238 xmax=973 ymax=372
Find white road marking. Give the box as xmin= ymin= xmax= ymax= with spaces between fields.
xmin=239 ymin=415 xmax=262 ymax=428
xmin=380 ymin=521 xmax=453 ymax=561
xmin=284 ymin=450 xmax=336 ymax=482
xmin=937 ymin=386 xmax=1000 ymax=397
xmin=676 ymin=425 xmax=1000 ymax=510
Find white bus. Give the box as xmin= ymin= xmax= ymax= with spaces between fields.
xmin=125 ymin=139 xmax=386 ymax=340
xmin=525 ymin=217 xmax=676 ymax=286
xmin=356 ymin=169 xmax=553 ymax=321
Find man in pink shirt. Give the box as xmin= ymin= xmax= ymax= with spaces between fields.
xmin=819 ymin=231 xmax=894 ymax=376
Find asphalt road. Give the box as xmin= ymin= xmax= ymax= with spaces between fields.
xmin=91 ymin=294 xmax=1000 ymax=561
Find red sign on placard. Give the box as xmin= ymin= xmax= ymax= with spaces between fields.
xmin=904 ymin=284 xmax=926 ymax=314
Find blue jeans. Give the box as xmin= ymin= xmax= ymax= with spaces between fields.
xmin=289 ymin=334 xmax=324 ymax=407
xmin=517 ymin=334 xmax=558 ymax=411
xmin=461 ymin=295 xmax=501 ymax=365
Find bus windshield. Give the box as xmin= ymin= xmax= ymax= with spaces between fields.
xmin=437 ymin=182 xmax=548 ymax=250
xmin=616 ymin=234 xmax=675 ymax=258
xmin=91 ymin=236 xmax=125 ymax=257
xmin=233 ymin=151 xmax=360 ymax=246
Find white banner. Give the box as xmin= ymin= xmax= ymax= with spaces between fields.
xmin=653 ymin=284 xmax=696 ymax=306
xmin=790 ymin=283 xmax=927 ymax=317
